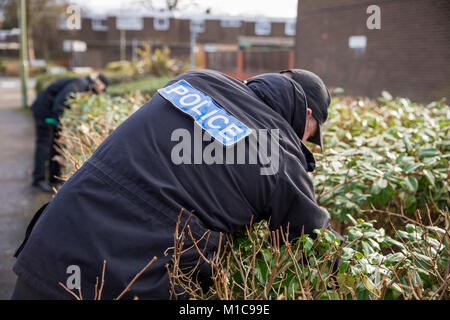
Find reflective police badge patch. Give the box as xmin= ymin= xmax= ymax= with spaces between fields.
xmin=158 ymin=80 xmax=252 ymax=146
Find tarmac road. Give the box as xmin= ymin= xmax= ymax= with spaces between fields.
xmin=0 ymin=78 xmax=52 ymax=299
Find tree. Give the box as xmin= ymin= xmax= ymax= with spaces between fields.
xmin=166 ymin=0 xmax=179 ymax=11
xmin=130 ymin=0 xmax=199 ymax=12
xmin=0 ymin=0 xmax=67 ymax=60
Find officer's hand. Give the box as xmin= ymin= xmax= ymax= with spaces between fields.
xmin=44 ymin=118 xmax=59 ymax=126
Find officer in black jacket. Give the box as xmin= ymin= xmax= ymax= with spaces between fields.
xmin=30 ymin=74 xmax=108 ymax=192
xmin=12 ymin=69 xmax=342 ymax=299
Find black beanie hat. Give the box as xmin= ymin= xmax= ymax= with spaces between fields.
xmin=97 ymin=73 xmax=109 ymax=87
xmin=280 ymin=69 xmax=331 ymax=148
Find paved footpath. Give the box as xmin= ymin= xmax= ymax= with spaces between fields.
xmin=0 ymin=79 xmax=51 ymax=299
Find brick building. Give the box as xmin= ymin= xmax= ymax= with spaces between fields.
xmin=50 ymin=11 xmax=296 ymax=73
xmin=295 ymin=0 xmax=450 ymax=102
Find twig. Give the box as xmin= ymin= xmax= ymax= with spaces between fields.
xmin=58 ymin=282 xmax=81 ymax=300
xmin=115 ymin=256 xmax=158 ymax=300
xmin=94 ymin=276 xmax=99 ymax=300
xmin=97 ymin=260 xmax=107 ymax=300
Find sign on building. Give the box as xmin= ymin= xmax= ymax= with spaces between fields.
xmin=348 ymin=36 xmax=367 ymax=49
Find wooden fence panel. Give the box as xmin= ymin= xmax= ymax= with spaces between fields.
xmin=205 ymin=50 xmax=294 ymax=79
xmin=243 ymin=50 xmax=292 ymax=73
xmin=207 ymin=51 xmax=237 ymax=72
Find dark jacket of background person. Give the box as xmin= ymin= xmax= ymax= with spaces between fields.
xmin=31 ymin=77 xmax=93 ymax=120
xmin=30 ymin=77 xmax=94 ymax=184
xmin=13 ymin=70 xmax=341 ymax=300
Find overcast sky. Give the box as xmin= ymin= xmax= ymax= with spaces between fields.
xmin=72 ymin=0 xmax=298 ymax=18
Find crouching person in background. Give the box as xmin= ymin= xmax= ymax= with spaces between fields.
xmin=30 ymin=73 xmax=108 ymax=192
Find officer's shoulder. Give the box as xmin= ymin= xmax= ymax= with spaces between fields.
xmin=68 ymin=77 xmax=91 ymax=90
xmin=181 ymin=69 xmax=222 ymax=77
xmin=74 ymin=77 xmax=90 ymax=85
xmin=174 ymin=69 xmax=228 ymax=82
xmin=46 ymin=77 xmax=74 ymax=92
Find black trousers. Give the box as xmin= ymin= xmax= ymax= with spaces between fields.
xmin=32 ymin=115 xmax=62 ymax=184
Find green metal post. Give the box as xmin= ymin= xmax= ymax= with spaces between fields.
xmin=120 ymin=29 xmax=126 ymax=61
xmin=18 ymin=0 xmax=29 ymax=108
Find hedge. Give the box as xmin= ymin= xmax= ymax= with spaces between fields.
xmin=58 ymin=90 xmax=449 ymax=300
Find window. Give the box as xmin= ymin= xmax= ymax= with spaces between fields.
xmin=220 ymin=19 xmax=241 ymax=28
xmin=255 ymin=20 xmax=271 ymax=36
xmin=116 ymin=16 xmax=144 ymax=30
xmin=190 ymin=19 xmax=205 ymax=33
xmin=154 ymin=17 xmax=170 ymax=31
xmin=285 ymin=20 xmax=296 ymax=36
xmin=0 ymin=28 xmax=19 ymax=41
xmin=62 ymin=40 xmax=87 ymax=52
xmin=92 ymin=18 xmax=108 ymax=31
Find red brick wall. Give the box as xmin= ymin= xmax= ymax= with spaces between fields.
xmin=295 ymin=0 xmax=450 ymax=102
xmin=50 ymin=16 xmax=295 ymax=69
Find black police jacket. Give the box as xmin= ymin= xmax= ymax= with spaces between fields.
xmin=31 ymin=77 xmax=92 ymax=120
xmin=14 ymin=70 xmax=341 ymax=299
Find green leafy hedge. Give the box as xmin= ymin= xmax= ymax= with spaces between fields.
xmin=170 ymin=217 xmax=447 ymax=300
xmin=60 ymin=90 xmax=449 ymax=300
xmin=107 ymin=76 xmax=172 ymax=97
xmin=315 ymin=93 xmax=449 ymax=223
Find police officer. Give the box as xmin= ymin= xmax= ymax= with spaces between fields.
xmin=12 ymin=69 xmax=342 ymax=299
xmin=30 ymin=73 xmax=109 ymax=192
